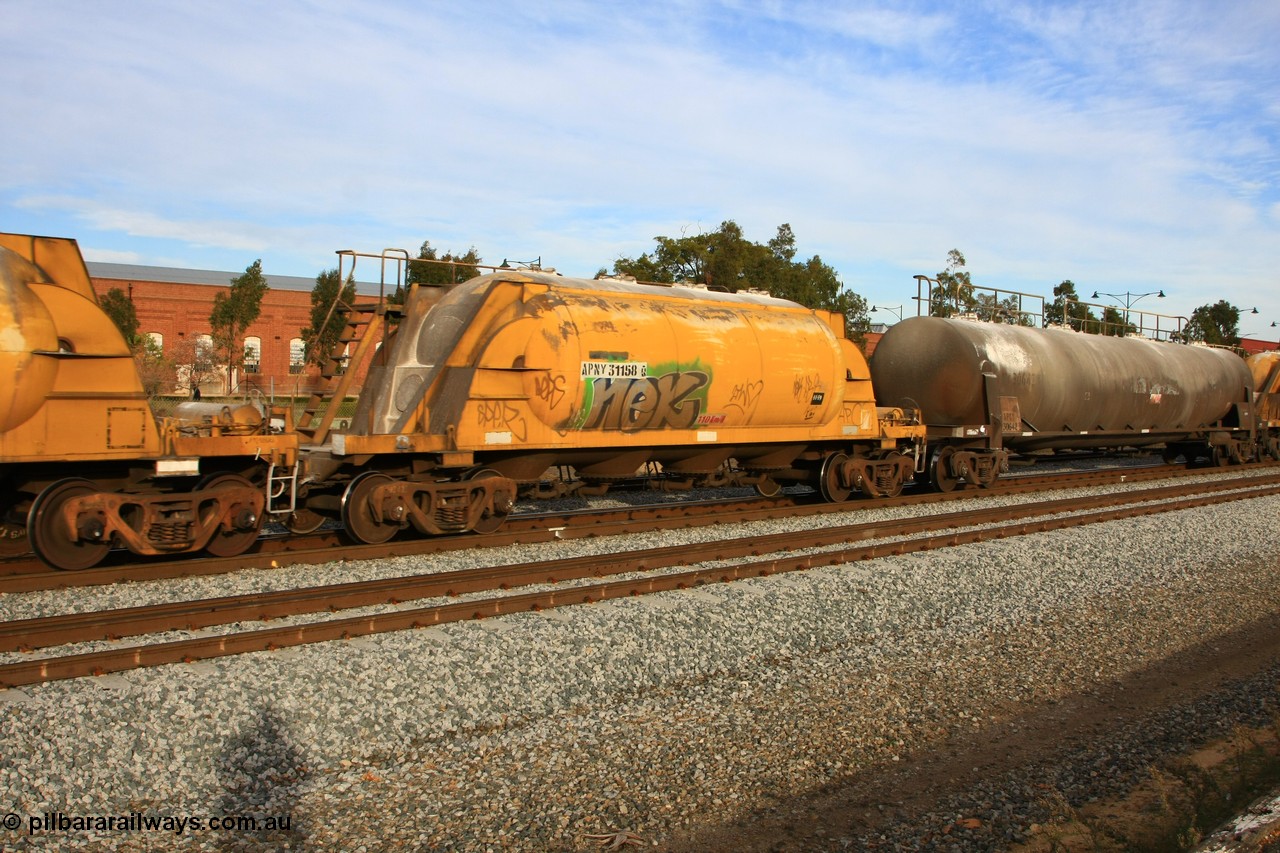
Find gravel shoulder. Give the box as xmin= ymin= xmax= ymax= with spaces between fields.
xmin=674 ymin=605 xmax=1280 ymax=851
xmin=1 ymin=479 xmax=1277 ymax=852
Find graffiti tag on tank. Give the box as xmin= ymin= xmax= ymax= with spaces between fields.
xmin=793 ymin=373 xmax=825 ymax=404
xmin=572 ymin=360 xmax=711 ymax=432
xmin=726 ymin=380 xmax=765 ymax=416
xmin=838 ymin=404 xmax=872 ymax=434
xmin=534 ymin=373 xmax=567 ymax=410
xmin=478 ymin=401 xmax=528 ymax=442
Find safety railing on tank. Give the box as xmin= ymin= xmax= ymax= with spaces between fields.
xmin=907 ymin=275 xmax=1189 ymax=342
xmin=1061 ymin=298 xmax=1187 ymax=341
xmin=331 ymin=247 xmax=412 ymax=310
xmin=323 ymin=247 xmax=548 ymax=351
xmin=333 ymin=248 xmax=543 ymax=306
xmin=911 ymin=275 xmax=1046 ymax=327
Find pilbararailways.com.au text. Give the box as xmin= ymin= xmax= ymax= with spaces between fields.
xmin=6 ymin=811 xmax=292 ymax=836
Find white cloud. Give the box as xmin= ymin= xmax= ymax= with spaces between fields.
xmin=1 ymin=0 xmax=1276 ymax=323
xmin=16 ymin=196 xmax=271 ymax=252
xmin=80 ymin=247 xmax=143 ymax=265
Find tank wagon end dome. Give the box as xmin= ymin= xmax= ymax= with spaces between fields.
xmin=1248 ymin=350 xmax=1280 ymax=389
xmin=869 ymin=316 xmax=987 ymax=421
xmin=0 ymin=247 xmax=60 ymax=432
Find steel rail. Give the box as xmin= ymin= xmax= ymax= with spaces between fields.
xmin=5 ymin=473 xmax=1265 ymax=653
xmin=1 ymin=477 xmax=1277 ymax=688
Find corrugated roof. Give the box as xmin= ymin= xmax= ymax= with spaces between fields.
xmin=87 ymin=261 xmax=386 ymax=295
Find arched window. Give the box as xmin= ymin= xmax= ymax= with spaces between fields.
xmin=244 ymin=336 xmax=261 ymax=374
xmin=289 ymin=338 xmax=305 ymax=374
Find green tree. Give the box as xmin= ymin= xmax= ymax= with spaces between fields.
xmin=391 ymin=240 xmax=483 ymax=303
xmin=210 ymin=259 xmax=269 ymax=392
xmin=133 ymin=336 xmax=174 ymax=398
xmin=1184 ymin=300 xmax=1241 ymax=346
xmin=100 ymin=287 xmax=141 ymax=348
xmin=613 ymin=228 xmax=712 ymax=284
xmin=611 ymin=220 xmax=870 ymax=340
xmin=100 ymin=288 xmax=174 ymax=392
xmin=1099 ymin=306 xmax=1137 ymax=337
xmin=974 ymin=292 xmax=1035 ymax=326
xmin=928 ymin=250 xmax=977 ymax=317
xmin=1046 ymin=280 xmax=1102 ymax=332
xmin=301 ymin=268 xmax=357 ymax=366
xmin=605 ymin=251 xmax=666 ymax=283
xmin=169 ymin=336 xmax=218 ymax=397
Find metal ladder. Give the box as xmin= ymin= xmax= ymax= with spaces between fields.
xmin=295 ymin=300 xmax=386 ymax=445
xmin=296 ymin=247 xmax=414 ymax=446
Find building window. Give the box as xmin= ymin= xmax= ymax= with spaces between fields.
xmin=147 ymin=332 xmax=163 ymax=354
xmin=289 ymin=337 xmax=305 ymax=374
xmin=244 ymin=336 xmax=261 ymax=374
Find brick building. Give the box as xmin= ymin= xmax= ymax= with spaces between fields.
xmin=1241 ymin=335 xmax=1280 ymax=356
xmin=88 ymin=262 xmax=380 ymax=398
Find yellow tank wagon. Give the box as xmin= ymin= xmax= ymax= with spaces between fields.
xmin=0 ymin=233 xmax=297 ymax=570
xmin=1248 ymin=351 xmax=1280 ymax=459
xmin=320 ymin=270 xmax=924 ymax=543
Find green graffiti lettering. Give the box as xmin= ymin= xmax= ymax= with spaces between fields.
xmin=578 ymin=370 xmax=710 ymax=432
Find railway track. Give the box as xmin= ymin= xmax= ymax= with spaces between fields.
xmin=0 ymin=459 xmax=1241 ymax=593
xmin=3 ymin=469 xmax=1277 ymax=689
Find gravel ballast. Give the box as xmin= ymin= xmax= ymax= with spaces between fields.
xmin=1 ymin=472 xmax=1279 ymax=851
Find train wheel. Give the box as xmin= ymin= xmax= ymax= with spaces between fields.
xmin=466 ymin=469 xmax=511 ymax=534
xmin=1212 ymin=446 xmax=1232 ymax=468
xmin=28 ymin=479 xmax=110 ymax=571
xmin=818 ymin=452 xmax=852 ymax=502
xmin=198 ymin=474 xmax=264 ymax=558
xmin=341 ymin=472 xmax=401 ymax=544
xmin=930 ymin=447 xmax=960 ymax=493
xmin=284 ymin=508 xmax=326 ymax=535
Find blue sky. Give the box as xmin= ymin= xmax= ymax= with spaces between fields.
xmin=4 ymin=1 xmax=1278 ymax=334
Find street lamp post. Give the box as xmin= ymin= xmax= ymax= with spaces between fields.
xmin=1091 ymin=289 xmax=1165 ymax=330
xmin=872 ymin=304 xmax=903 ymax=323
